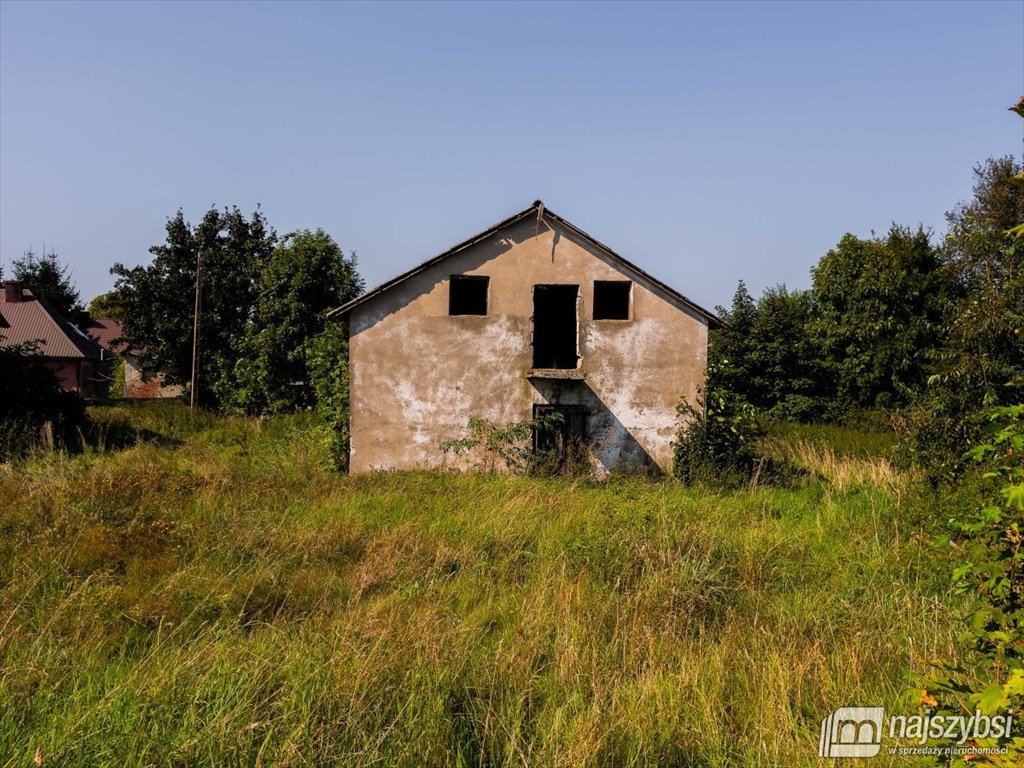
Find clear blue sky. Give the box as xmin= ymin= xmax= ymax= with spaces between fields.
xmin=1 ymin=0 xmax=1021 ymax=311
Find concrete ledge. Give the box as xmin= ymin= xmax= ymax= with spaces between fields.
xmin=527 ymin=369 xmax=586 ymax=380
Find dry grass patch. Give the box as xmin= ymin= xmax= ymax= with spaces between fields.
xmin=0 ymin=403 xmax=961 ymax=767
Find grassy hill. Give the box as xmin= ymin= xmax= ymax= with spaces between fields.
xmin=0 ymin=402 xmax=961 ymax=767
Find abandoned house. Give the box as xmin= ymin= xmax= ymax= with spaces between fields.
xmin=329 ymin=201 xmax=724 ymax=474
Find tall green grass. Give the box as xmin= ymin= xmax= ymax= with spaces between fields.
xmin=1 ymin=403 xmax=960 ymax=766
xmin=761 ymin=417 xmax=899 ymax=461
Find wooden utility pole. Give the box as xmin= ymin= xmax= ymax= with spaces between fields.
xmin=189 ymin=249 xmax=203 ymax=410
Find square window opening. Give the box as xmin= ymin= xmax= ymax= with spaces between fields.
xmin=449 ymin=275 xmax=489 ymax=316
xmin=593 ymin=280 xmax=631 ymax=320
xmin=532 ymin=284 xmax=579 ymax=369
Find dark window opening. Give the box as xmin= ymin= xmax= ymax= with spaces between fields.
xmin=449 ymin=275 xmax=489 ymax=316
xmin=532 ymin=284 xmax=579 ymax=369
xmin=593 ymin=280 xmax=631 ymax=320
xmin=532 ymin=404 xmax=587 ymax=460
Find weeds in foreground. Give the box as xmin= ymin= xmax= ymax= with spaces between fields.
xmin=440 ymin=413 xmax=580 ymax=475
xmin=0 ymin=402 xmax=960 ymax=767
xmin=761 ymin=436 xmax=907 ymax=495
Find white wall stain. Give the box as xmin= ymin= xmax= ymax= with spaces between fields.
xmin=347 ymin=217 xmax=709 ymax=474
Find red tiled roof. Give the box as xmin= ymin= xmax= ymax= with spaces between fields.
xmin=0 ymin=289 xmax=105 ymax=360
xmin=87 ymin=317 xmax=127 ymax=353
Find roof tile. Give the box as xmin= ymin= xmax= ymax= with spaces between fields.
xmin=0 ymin=291 xmax=104 ymax=360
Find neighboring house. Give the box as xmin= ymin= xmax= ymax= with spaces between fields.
xmin=87 ymin=317 xmax=184 ymax=399
xmin=330 ymin=201 xmax=724 ymax=475
xmin=0 ymin=280 xmax=110 ymax=396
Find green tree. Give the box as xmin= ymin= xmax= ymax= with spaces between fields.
xmin=87 ymin=290 xmax=127 ymax=321
xmin=935 ymin=156 xmax=1024 ymax=401
xmin=221 ymin=229 xmax=363 ymax=413
xmin=11 ymin=248 xmax=85 ymax=323
xmin=110 ymin=206 xmax=276 ymax=406
xmin=901 ymin=157 xmax=1024 ymax=474
xmin=811 ymin=225 xmax=945 ymax=409
xmin=709 ymin=281 xmax=757 ymax=400
xmin=710 ymin=282 xmax=827 ymax=421
xmin=749 ymin=286 xmax=828 ymax=420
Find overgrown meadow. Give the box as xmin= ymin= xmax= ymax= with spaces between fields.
xmin=1 ymin=402 xmax=964 ymax=767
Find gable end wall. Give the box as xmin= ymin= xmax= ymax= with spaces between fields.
xmin=347 ymin=217 xmax=708 ymax=474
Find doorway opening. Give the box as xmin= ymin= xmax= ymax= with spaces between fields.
xmin=532 ymin=404 xmax=587 ymax=468
xmin=532 ymin=284 xmax=579 ymax=369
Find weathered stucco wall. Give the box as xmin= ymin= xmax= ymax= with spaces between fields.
xmin=347 ymin=216 xmax=708 ymax=474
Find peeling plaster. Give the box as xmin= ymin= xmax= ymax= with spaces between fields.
xmin=347 ymin=217 xmax=708 ymax=474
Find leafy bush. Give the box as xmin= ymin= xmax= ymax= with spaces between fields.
xmin=441 ymin=412 xmax=576 ymax=475
xmin=894 ymin=385 xmax=988 ymax=483
xmin=672 ymin=375 xmax=763 ymax=487
xmin=109 ymin=355 xmax=125 ymax=399
xmin=0 ymin=340 xmax=88 ymax=460
xmin=673 ymin=366 xmax=807 ymax=489
xmin=306 ymin=323 xmax=351 ymax=471
xmin=925 ymin=394 xmax=1024 ymax=760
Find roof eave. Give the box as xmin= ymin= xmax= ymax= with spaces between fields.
xmin=328 ymin=201 xmax=725 ymax=329
xmin=538 ymin=207 xmax=725 ymax=329
xmin=327 ymin=203 xmax=542 ymax=320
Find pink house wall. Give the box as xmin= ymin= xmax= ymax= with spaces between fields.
xmin=46 ymin=360 xmax=82 ymax=393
